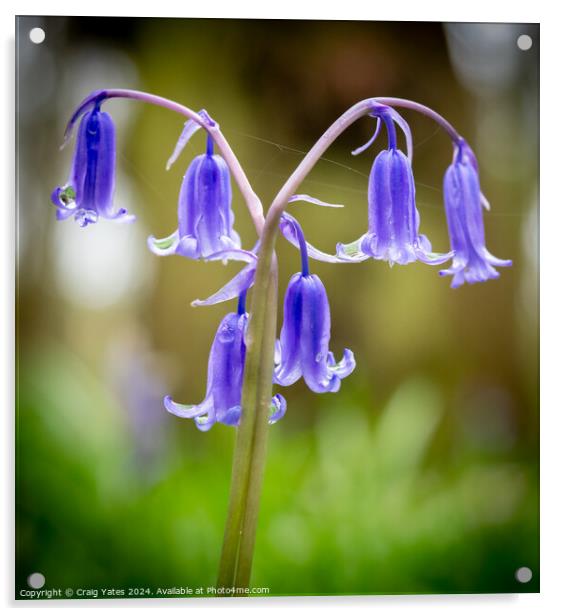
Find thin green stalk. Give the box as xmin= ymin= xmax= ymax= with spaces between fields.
xmin=233 ymin=262 xmax=278 ymax=590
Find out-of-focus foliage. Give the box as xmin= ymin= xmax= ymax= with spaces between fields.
xmin=16 ymin=17 xmax=538 ymax=596
xmin=17 ymin=347 xmax=538 ymax=594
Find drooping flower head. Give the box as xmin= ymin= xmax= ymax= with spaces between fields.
xmin=148 ymin=133 xmax=242 ymax=261
xmin=52 ymin=94 xmax=134 ymax=227
xmin=439 ymin=140 xmax=512 ymax=287
xmin=274 ymin=216 xmax=356 ymax=393
xmin=337 ymin=106 xmax=452 ymax=266
xmin=164 ymin=293 xmax=286 ymax=431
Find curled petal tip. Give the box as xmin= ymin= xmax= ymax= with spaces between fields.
xmin=106 ymin=207 xmax=135 ymax=223
xmin=164 ymin=395 xmax=192 ymax=418
xmin=335 ymin=238 xmax=370 ymax=263
xmin=330 ymin=348 xmax=356 ymax=379
xmin=51 ymin=185 xmax=77 ymax=210
xmin=415 ymin=247 xmax=455 ymax=266
xmin=269 ymin=394 xmax=287 ymax=424
xmin=147 ymin=230 xmax=180 ymax=256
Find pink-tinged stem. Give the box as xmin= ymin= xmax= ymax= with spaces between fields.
xmin=374 ymin=96 xmax=462 ymax=143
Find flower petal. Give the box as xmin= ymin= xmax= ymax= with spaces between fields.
xmin=201 ymin=313 xmax=245 ymax=426
xmin=56 ymin=207 xmax=75 ymax=221
xmin=194 ymin=414 xmax=217 ymax=432
xmin=481 ymin=248 xmax=512 ymax=268
xmin=191 ymin=260 xmax=257 ymax=307
xmin=164 ymin=394 xmax=213 ymax=420
xmin=74 ymin=209 xmax=98 ymax=227
xmin=335 ymin=236 xmax=371 ymax=262
xmin=220 ymin=405 xmax=242 ymax=426
xmin=147 ymin=230 xmax=180 ymax=256
xmin=327 ymin=349 xmax=356 ymax=379
xmin=414 ymin=236 xmax=455 ymax=265
xmin=299 ymin=274 xmax=341 ymax=394
xmin=51 ymin=186 xmax=77 ymax=211
xmin=88 ymin=111 xmax=117 ymax=217
xmin=105 ymin=207 xmax=136 ymax=223
xmin=274 ymin=273 xmax=304 ymax=387
xmin=269 ymin=394 xmax=287 ymax=424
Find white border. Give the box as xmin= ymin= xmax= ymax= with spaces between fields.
xmin=2 ymin=1 xmax=558 ymax=613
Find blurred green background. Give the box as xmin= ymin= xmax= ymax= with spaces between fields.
xmin=16 ymin=17 xmax=539 ymax=597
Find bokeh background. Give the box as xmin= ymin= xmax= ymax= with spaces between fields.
xmin=15 ymin=17 xmax=539 ymax=597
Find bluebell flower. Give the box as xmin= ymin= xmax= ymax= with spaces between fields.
xmin=148 ymin=135 xmax=243 ymax=261
xmin=164 ymin=295 xmax=286 ymax=431
xmin=274 ymin=216 xmax=356 ymax=393
xmin=439 ymin=140 xmax=512 ymax=287
xmin=336 ymin=109 xmax=452 ymax=266
xmin=52 ymin=99 xmax=134 ymax=227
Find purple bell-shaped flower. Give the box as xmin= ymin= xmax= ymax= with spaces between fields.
xmin=51 ymin=99 xmax=133 ymax=227
xmin=164 ymin=293 xmax=286 ymax=431
xmin=148 ymin=135 xmax=242 ymax=261
xmin=439 ymin=140 xmax=512 ymax=287
xmin=336 ymin=108 xmax=452 ymax=266
xmin=274 ymin=216 xmax=355 ymax=394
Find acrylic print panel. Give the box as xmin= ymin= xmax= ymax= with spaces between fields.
xmin=15 ymin=16 xmax=539 ymax=600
